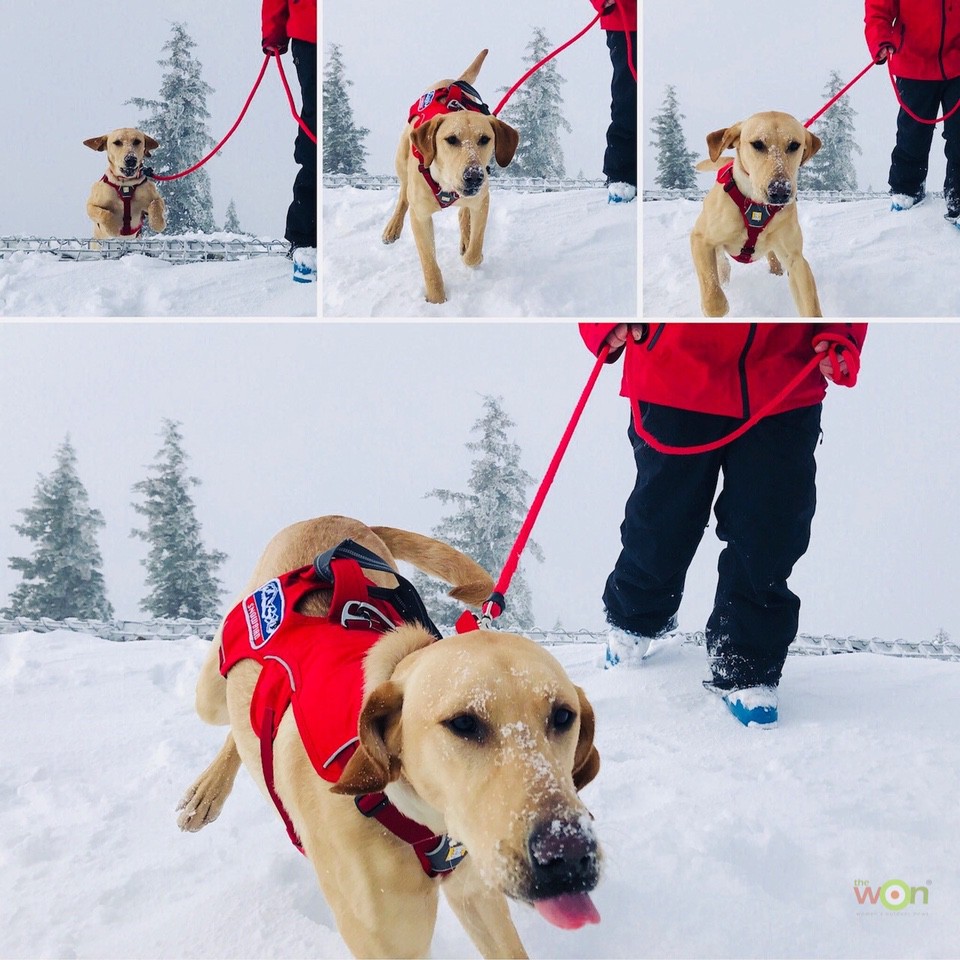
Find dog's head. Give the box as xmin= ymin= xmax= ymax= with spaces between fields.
xmin=333 ymin=625 xmax=601 ymax=929
xmin=410 ymin=111 xmax=519 ymax=197
xmin=83 ymin=127 xmax=159 ymax=181
xmin=704 ymin=111 xmax=821 ymax=205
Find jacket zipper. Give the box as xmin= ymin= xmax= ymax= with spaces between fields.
xmin=646 ymin=323 xmax=666 ymax=350
xmin=737 ymin=325 xmax=757 ymax=419
xmin=939 ymin=0 xmax=948 ymax=80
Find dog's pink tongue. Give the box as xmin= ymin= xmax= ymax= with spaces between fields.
xmin=533 ymin=893 xmax=601 ymax=930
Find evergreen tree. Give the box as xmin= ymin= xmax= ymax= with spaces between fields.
xmin=128 ymin=22 xmax=216 ymax=233
xmin=223 ymin=199 xmax=245 ymax=234
xmin=131 ymin=420 xmax=226 ymax=618
xmin=498 ymin=28 xmax=571 ymax=178
xmin=323 ymin=44 xmax=369 ymax=175
xmin=650 ymin=85 xmax=698 ymax=190
xmin=3 ymin=437 xmax=113 ymax=620
xmin=414 ymin=396 xmax=542 ymax=632
xmin=799 ymin=70 xmax=861 ymax=192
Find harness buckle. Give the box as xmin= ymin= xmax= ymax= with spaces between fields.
xmin=355 ymin=793 xmax=390 ymax=818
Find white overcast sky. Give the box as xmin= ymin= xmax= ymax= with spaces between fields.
xmin=2 ymin=0 xmax=300 ymax=237
xmin=321 ymin=0 xmax=615 ymax=180
xmin=643 ymin=0 xmax=948 ymax=193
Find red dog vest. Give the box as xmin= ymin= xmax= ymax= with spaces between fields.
xmin=717 ymin=162 xmax=784 ymax=263
xmin=408 ymin=81 xmax=491 ymax=208
xmin=219 ymin=541 xmax=467 ymax=877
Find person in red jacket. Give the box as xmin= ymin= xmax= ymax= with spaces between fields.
xmin=864 ymin=0 xmax=960 ymax=223
xmin=580 ymin=322 xmax=867 ymax=727
xmin=589 ymin=0 xmax=637 ymax=202
xmin=262 ymin=0 xmax=317 ymax=279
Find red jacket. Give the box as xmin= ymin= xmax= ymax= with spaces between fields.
xmin=589 ymin=0 xmax=637 ymax=32
xmin=262 ymin=0 xmax=316 ymax=52
xmin=865 ymin=0 xmax=960 ymax=81
xmin=580 ymin=323 xmax=867 ymax=419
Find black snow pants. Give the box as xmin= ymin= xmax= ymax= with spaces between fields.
xmin=602 ymin=29 xmax=637 ymax=187
xmin=888 ymin=75 xmax=960 ymax=215
xmin=285 ymin=38 xmax=317 ymax=248
xmin=603 ymin=402 xmax=822 ymax=688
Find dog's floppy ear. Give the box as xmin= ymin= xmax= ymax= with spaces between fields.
xmin=83 ymin=135 xmax=109 ymax=152
xmin=144 ymin=134 xmax=160 ymax=157
xmin=409 ymin=117 xmax=442 ymax=169
xmin=330 ymin=681 xmax=404 ymax=795
xmin=801 ymin=129 xmax=822 ymax=165
xmin=571 ymin=685 xmax=600 ymax=791
xmin=491 ymin=117 xmax=520 ymax=168
xmin=706 ymin=123 xmax=741 ymax=162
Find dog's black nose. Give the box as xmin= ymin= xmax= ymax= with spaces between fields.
xmin=528 ymin=819 xmax=599 ymax=896
xmin=462 ymin=166 xmax=485 ymax=193
xmin=768 ymin=179 xmax=792 ymax=205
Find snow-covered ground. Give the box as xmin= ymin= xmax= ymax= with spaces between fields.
xmin=322 ymin=187 xmax=637 ymax=317
xmin=643 ymin=198 xmax=960 ymax=317
xmin=2 ymin=628 xmax=956 ymax=959
xmin=0 ymin=252 xmax=315 ymax=317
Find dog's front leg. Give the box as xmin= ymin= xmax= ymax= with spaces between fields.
xmin=690 ymin=229 xmax=729 ymax=317
xmin=458 ymin=193 xmax=489 ymax=268
xmin=147 ymin=198 xmax=166 ymax=233
xmin=781 ymin=251 xmax=822 ymax=317
xmin=176 ymin=731 xmax=242 ymax=831
xmin=410 ymin=210 xmax=446 ymax=304
xmin=87 ymin=202 xmax=121 ymax=238
xmin=441 ymin=859 xmax=528 ymax=960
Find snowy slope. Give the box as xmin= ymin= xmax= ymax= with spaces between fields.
xmin=322 ymin=188 xmax=638 ymax=317
xmin=2 ymin=629 xmax=957 ymax=959
xmin=0 ymin=252 xmax=315 ymax=318
xmin=643 ymin=198 xmax=960 ymax=317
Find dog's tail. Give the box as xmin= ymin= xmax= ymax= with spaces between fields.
xmin=695 ymin=157 xmax=729 ymax=172
xmin=457 ymin=49 xmax=489 ymax=86
xmin=371 ymin=526 xmax=493 ymax=606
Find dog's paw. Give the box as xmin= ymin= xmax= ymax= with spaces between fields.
xmin=382 ymin=221 xmax=403 ymax=244
xmin=175 ymin=782 xmax=224 ymax=832
xmin=462 ymin=250 xmax=483 ymax=268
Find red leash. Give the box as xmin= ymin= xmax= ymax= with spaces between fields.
xmin=803 ymin=59 xmax=876 ymax=128
xmin=150 ymin=51 xmax=314 ymax=182
xmin=459 ymin=345 xmax=611 ymax=629
xmin=628 ymin=335 xmax=859 ymax=457
xmin=493 ymin=1 xmax=636 ymax=117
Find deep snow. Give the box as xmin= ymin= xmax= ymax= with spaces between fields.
xmin=2 ymin=629 xmax=957 ymax=959
xmin=322 ymin=187 xmax=637 ymax=317
xmin=643 ymin=198 xmax=960 ymax=317
xmin=0 ymin=251 xmax=315 ymax=317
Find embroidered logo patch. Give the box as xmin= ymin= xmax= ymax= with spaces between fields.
xmin=243 ymin=578 xmax=284 ymax=649
xmin=417 ymin=90 xmax=436 ymax=112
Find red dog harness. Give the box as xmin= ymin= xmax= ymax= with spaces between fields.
xmin=219 ymin=540 xmax=468 ymax=878
xmin=408 ymin=81 xmax=491 ymax=209
xmin=99 ymin=174 xmax=148 ymax=237
xmin=717 ymin=162 xmax=784 ymax=263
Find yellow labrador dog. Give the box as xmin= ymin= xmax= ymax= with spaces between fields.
xmin=177 ymin=516 xmax=601 ymax=959
xmin=382 ymin=50 xmax=520 ymax=304
xmin=690 ymin=111 xmax=822 ymax=317
xmin=83 ymin=127 xmax=166 ymax=239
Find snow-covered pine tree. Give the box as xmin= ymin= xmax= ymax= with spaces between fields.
xmin=650 ymin=85 xmax=698 ymax=190
xmin=223 ymin=199 xmax=245 ymax=234
xmin=128 ymin=22 xmax=216 ymax=234
xmin=131 ymin=420 xmax=225 ymax=619
xmin=799 ymin=70 xmax=861 ymax=193
xmin=3 ymin=437 xmax=113 ymax=620
xmin=323 ymin=44 xmax=369 ymax=175
xmin=414 ymin=395 xmax=542 ymax=632
xmin=498 ymin=27 xmax=571 ymax=179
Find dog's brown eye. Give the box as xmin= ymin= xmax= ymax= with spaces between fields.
xmin=786 ymin=141 xmax=801 ymax=153
xmin=132 ymin=139 xmax=142 ymax=146
xmin=552 ymin=707 xmax=575 ymax=731
xmin=113 ymin=140 xmax=123 ymax=147
xmin=444 ymin=135 xmax=459 ymax=146
xmin=478 ymin=135 xmax=491 ymax=146
xmin=750 ymin=140 xmax=766 ymax=152
xmin=444 ymin=714 xmax=486 ymax=742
